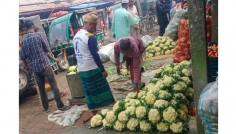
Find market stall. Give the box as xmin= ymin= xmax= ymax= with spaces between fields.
xmin=86 ymin=0 xmax=218 ymax=133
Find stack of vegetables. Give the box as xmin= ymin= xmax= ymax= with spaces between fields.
xmin=208 ymin=43 xmax=218 ymax=58
xmin=206 ymin=15 xmax=212 ymax=44
xmin=173 ymin=19 xmax=191 ymax=63
xmin=90 ymin=60 xmax=194 ymax=133
xmin=67 ymin=65 xmax=79 ymax=75
xmin=145 ymin=36 xmax=176 ymax=58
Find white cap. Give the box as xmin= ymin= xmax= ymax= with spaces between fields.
xmin=121 ymin=0 xmax=129 ymax=3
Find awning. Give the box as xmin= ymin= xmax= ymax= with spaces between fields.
xmin=69 ymin=1 xmax=113 ymax=11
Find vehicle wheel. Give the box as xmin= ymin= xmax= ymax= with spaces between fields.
xmin=19 ymin=68 xmax=30 ymax=96
xmin=57 ymin=58 xmax=69 ymax=71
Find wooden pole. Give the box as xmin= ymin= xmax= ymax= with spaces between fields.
xmin=187 ymin=0 xmax=208 ymax=133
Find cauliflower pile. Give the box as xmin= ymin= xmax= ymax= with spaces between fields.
xmin=145 ymin=36 xmax=176 ymax=58
xmin=90 ymin=60 xmax=193 ymax=133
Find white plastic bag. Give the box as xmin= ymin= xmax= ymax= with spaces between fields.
xmin=141 ymin=35 xmax=153 ymax=48
xmin=164 ymin=9 xmax=187 ymax=40
xmin=109 ymin=49 xmax=115 ymax=64
xmin=198 ymin=77 xmax=218 ymax=133
xmin=99 ymin=42 xmax=115 ymax=63
xmin=198 ymin=77 xmax=218 ymax=116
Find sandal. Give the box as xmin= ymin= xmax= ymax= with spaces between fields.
xmin=58 ymin=105 xmax=71 ymax=111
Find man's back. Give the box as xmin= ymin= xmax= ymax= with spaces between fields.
xmin=112 ymin=8 xmax=138 ymax=40
xmin=20 ymin=31 xmax=50 ymax=72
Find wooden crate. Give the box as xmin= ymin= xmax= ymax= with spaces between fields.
xmin=143 ymin=54 xmax=173 ymax=61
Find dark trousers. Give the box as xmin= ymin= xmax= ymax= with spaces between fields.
xmin=108 ymin=17 xmax=112 ymax=29
xmin=159 ymin=21 xmax=169 ymax=36
xmin=34 ymin=67 xmax=64 ymax=110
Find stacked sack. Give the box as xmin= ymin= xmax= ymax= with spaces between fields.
xmin=173 ymin=19 xmax=191 ymax=63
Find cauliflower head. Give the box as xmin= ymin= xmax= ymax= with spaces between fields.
xmin=178 ymin=109 xmax=188 ymax=122
xmin=145 ymin=93 xmax=156 ymax=105
xmin=125 ymin=106 xmax=136 ymax=116
xmin=138 ymin=90 xmax=147 ymax=99
xmin=169 ymin=99 xmax=178 ymax=106
xmin=185 ymin=87 xmax=194 ymax=101
xmin=174 ymin=93 xmax=187 ymax=103
xmin=148 ymin=109 xmax=161 ymax=123
xmin=157 ymin=90 xmax=171 ymax=100
xmin=126 ymin=92 xmax=138 ymax=99
xmin=181 ymin=77 xmax=192 ymax=86
xmin=182 ymin=68 xmax=192 ymax=77
xmin=170 ymin=122 xmax=183 ymax=133
xmin=145 ymin=83 xmax=155 ymax=90
xmin=140 ymin=120 xmax=152 ymax=132
xmin=180 ymin=60 xmax=191 ymax=66
xmin=163 ymin=76 xmax=175 ymax=87
xmin=102 ymin=118 xmax=112 ymax=128
xmin=113 ymin=101 xmax=124 ymax=114
xmin=127 ymin=118 xmax=139 ymax=131
xmin=155 ymin=80 xmax=166 ymax=90
xmin=113 ymin=120 xmax=126 ymax=132
xmin=157 ymin=121 xmax=169 ymax=132
xmin=179 ymin=104 xmax=188 ymax=113
xmin=178 ymin=81 xmax=187 ymax=90
xmin=154 ymin=100 xmax=169 ymax=110
xmin=154 ymin=68 xmax=162 ymax=78
xmin=163 ymin=106 xmax=178 ymax=123
xmin=90 ymin=114 xmax=103 ymax=127
xmin=135 ymin=106 xmax=147 ymax=119
xmin=118 ymin=111 xmax=129 ymax=123
xmin=105 ymin=111 xmax=117 ymax=123
xmin=173 ymin=82 xmax=187 ymax=93
xmin=100 ymin=109 xmax=110 ymax=117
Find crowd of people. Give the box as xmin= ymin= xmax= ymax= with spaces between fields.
xmin=19 ymin=0 xmax=193 ymax=114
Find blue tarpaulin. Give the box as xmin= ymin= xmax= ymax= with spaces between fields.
xmin=69 ymin=1 xmax=112 ymax=11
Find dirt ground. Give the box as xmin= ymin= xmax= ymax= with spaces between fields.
xmin=19 ymin=27 xmax=198 ymax=134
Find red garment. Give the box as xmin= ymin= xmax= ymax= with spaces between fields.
xmin=206 ymin=4 xmax=211 ymax=15
xmin=114 ymin=36 xmax=145 ymax=83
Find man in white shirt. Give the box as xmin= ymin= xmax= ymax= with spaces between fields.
xmin=128 ymin=0 xmax=140 ymax=37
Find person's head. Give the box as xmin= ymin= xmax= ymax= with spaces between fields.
xmin=83 ymin=11 xmax=98 ymax=33
xmin=34 ymin=26 xmax=39 ymax=32
xmin=24 ymin=19 xmax=34 ymax=31
xmin=129 ymin=0 xmax=134 ymax=7
xmin=122 ymin=0 xmax=129 ymax=9
xmin=120 ymin=38 xmax=131 ymax=55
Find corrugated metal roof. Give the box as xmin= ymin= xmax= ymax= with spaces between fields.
xmin=19 ymin=0 xmax=86 ymax=13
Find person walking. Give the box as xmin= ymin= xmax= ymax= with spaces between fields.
xmin=127 ymin=0 xmax=140 ymax=37
xmin=156 ymin=0 xmax=170 ymax=36
xmin=73 ymin=12 xmax=115 ymax=114
xmin=20 ymin=20 xmax=70 ymax=112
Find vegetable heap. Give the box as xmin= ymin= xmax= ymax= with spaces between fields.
xmin=208 ymin=44 xmax=218 ymax=58
xmin=173 ymin=19 xmax=191 ymax=63
xmin=145 ymin=36 xmax=176 ymax=58
xmin=67 ymin=65 xmax=79 ymax=75
xmin=89 ymin=60 xmax=194 ymax=133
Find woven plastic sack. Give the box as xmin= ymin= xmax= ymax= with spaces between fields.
xmin=198 ymin=77 xmax=218 ymax=134
xmin=164 ymin=9 xmax=186 ymax=41
xmin=98 ymin=42 xmax=115 ymax=63
xmin=141 ymin=35 xmax=153 ymax=48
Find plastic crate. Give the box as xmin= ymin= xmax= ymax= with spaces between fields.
xmin=207 ymin=42 xmax=218 ymax=82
